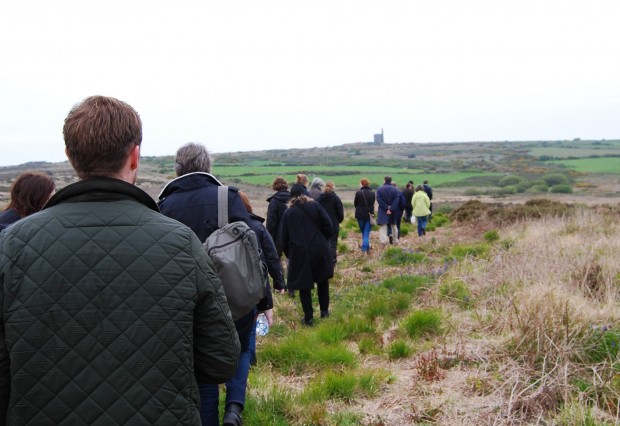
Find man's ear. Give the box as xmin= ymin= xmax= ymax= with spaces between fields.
xmin=129 ymin=145 xmax=140 ymax=170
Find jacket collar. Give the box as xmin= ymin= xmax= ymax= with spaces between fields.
xmin=158 ymin=172 xmax=223 ymax=199
xmin=45 ymin=176 xmax=159 ymax=212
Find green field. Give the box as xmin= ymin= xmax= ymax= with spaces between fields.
xmin=547 ymin=157 xmax=620 ymax=174
xmin=210 ymin=165 xmax=501 ymax=189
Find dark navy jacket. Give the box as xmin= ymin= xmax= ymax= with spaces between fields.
xmin=158 ymin=172 xmax=273 ymax=311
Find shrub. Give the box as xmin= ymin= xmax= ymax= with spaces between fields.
xmin=402 ymin=309 xmax=443 ymax=339
xmin=498 ymin=175 xmax=524 ymax=187
xmin=549 ymin=184 xmax=573 ymax=194
xmin=542 ymin=173 xmax=570 ymax=186
xmin=526 ymin=184 xmax=549 ymax=193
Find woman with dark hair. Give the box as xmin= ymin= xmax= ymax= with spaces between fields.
xmin=1 ymin=171 xmax=55 ymax=231
xmin=353 ymin=178 xmax=375 ymax=254
xmin=279 ymin=185 xmax=334 ymax=325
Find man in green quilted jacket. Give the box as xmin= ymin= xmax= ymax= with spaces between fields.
xmin=0 ymin=96 xmax=240 ymax=425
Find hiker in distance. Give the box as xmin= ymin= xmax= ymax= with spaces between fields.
xmin=376 ymin=175 xmax=401 ymax=246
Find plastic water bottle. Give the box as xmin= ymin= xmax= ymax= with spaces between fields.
xmin=256 ymin=313 xmax=269 ymax=336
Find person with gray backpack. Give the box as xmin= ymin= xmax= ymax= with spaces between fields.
xmin=159 ymin=142 xmax=273 ymax=426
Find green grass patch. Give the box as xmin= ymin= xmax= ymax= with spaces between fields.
xmin=483 ymin=229 xmax=500 ymax=242
xmin=547 ymin=157 xmax=620 ymax=174
xmin=388 ymin=340 xmax=412 ymax=360
xmin=381 ymin=274 xmax=433 ymax=295
xmin=402 ymin=309 xmax=443 ymax=339
xmin=583 ymin=328 xmax=620 ymax=363
xmin=303 ymin=370 xmax=384 ymax=403
xmin=450 ymin=243 xmax=490 ymax=260
xmin=438 ymin=280 xmax=473 ymax=308
xmin=261 ymin=334 xmax=357 ymax=374
xmin=382 ymin=247 xmax=427 ymax=266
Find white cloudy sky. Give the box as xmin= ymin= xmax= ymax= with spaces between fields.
xmin=1 ymin=0 xmax=619 ymax=166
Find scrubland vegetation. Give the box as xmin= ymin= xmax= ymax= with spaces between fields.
xmin=2 ymin=139 xmax=619 ymax=424
xmin=239 ymin=201 xmax=620 ymax=425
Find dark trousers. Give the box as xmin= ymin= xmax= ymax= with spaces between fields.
xmin=299 ymin=280 xmax=330 ymax=320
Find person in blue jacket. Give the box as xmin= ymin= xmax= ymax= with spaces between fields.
xmin=375 ymin=176 xmax=401 ymax=246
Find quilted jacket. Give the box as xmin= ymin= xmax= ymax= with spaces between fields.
xmin=0 ymin=177 xmax=240 ymax=425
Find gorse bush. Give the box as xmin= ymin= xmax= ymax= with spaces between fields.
xmin=542 ymin=173 xmax=570 ymax=186
xmin=550 ymin=184 xmax=573 ymax=193
xmin=498 ymin=175 xmax=524 ymax=187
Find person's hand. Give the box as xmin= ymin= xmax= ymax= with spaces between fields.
xmin=276 ymin=288 xmax=285 ymax=295
xmin=263 ymin=309 xmax=274 ymax=326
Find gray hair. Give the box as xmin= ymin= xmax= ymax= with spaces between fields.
xmin=311 ymin=177 xmax=325 ymax=188
xmin=174 ymin=142 xmax=212 ymax=176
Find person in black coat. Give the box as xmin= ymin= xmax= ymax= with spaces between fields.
xmin=402 ymin=181 xmax=414 ymax=223
xmin=317 ymin=180 xmax=344 ymax=265
xmin=353 ymin=178 xmax=375 ymax=254
xmin=279 ymin=184 xmax=334 ymax=326
xmin=266 ymin=176 xmax=290 ymax=256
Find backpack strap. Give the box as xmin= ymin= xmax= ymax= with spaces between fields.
xmin=217 ymin=185 xmax=229 ymax=228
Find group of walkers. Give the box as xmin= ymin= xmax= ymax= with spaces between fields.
xmin=0 ymin=94 xmax=436 ymax=426
xmin=353 ymin=175 xmax=434 ymax=254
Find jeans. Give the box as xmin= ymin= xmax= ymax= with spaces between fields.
xmin=417 ymin=215 xmax=428 ymax=236
xmin=299 ymin=280 xmax=330 ymax=320
xmin=357 ymin=218 xmax=371 ymax=251
xmin=200 ymin=309 xmax=255 ymax=426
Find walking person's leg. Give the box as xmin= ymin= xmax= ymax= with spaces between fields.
xmin=223 ymin=311 xmax=255 ymax=426
xmin=379 ymin=224 xmax=389 ymax=245
xmin=317 ymin=279 xmax=330 ymax=318
xmin=299 ymin=289 xmax=314 ymax=325
xmin=417 ymin=216 xmax=424 ymax=236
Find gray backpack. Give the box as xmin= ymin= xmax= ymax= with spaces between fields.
xmin=204 ymin=186 xmax=265 ymax=320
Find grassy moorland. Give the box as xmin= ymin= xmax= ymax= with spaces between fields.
xmin=1 ymin=139 xmax=619 ymax=424
xmin=241 ymin=200 xmax=620 ymax=425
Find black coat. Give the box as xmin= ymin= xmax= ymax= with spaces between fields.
xmin=249 ymin=213 xmax=285 ymax=291
xmin=353 ymin=186 xmax=375 ymax=220
xmin=317 ymin=191 xmax=344 ymax=235
xmin=266 ymin=190 xmax=290 ymax=244
xmin=280 ymin=199 xmax=334 ymax=290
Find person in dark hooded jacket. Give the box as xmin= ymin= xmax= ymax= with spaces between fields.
xmin=158 ymin=142 xmax=272 ymax=426
xmin=279 ymin=184 xmax=334 ymax=326
xmin=317 ymin=180 xmax=344 ymax=265
xmin=266 ymin=176 xmax=290 ymax=256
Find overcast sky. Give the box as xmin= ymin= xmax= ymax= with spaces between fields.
xmin=1 ymin=0 xmax=618 ymax=167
